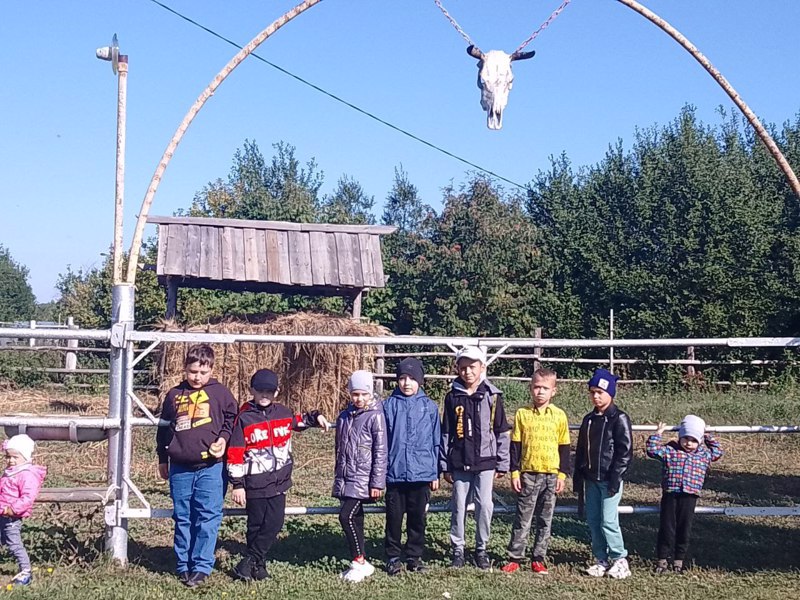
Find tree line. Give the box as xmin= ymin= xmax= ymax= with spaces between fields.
xmin=25 ymin=107 xmax=800 ymax=364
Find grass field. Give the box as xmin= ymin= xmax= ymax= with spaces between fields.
xmin=1 ymin=382 xmax=799 ymax=598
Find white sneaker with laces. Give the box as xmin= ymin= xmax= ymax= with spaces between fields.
xmin=585 ymin=560 xmax=610 ymax=577
xmin=606 ymin=558 xmax=631 ymax=579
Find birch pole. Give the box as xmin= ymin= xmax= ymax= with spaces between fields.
xmin=125 ymin=0 xmax=323 ymax=284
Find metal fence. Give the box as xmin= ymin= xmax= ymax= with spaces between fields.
xmin=1 ymin=320 xmax=799 ymax=565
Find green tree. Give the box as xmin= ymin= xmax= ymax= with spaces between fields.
xmin=187 ymin=140 xmax=324 ymax=222
xmin=320 ymin=175 xmax=375 ymax=224
xmin=0 ymin=245 xmax=36 ymax=322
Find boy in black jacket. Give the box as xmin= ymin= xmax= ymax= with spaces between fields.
xmin=156 ymin=344 xmax=238 ymax=588
xmin=227 ymin=369 xmax=330 ymax=581
xmin=573 ymin=368 xmax=633 ymax=579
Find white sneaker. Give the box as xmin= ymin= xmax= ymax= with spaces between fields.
xmin=585 ymin=560 xmax=610 ymax=577
xmin=606 ymin=558 xmax=631 ymax=579
xmin=341 ymin=559 xmax=375 ymax=583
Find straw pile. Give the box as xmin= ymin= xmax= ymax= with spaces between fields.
xmin=158 ymin=313 xmax=391 ymax=416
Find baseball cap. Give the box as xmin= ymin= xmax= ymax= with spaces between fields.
xmin=455 ymin=346 xmax=486 ymax=364
xmin=250 ymin=368 xmax=279 ymax=392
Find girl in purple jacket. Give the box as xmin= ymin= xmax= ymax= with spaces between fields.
xmin=332 ymin=370 xmax=387 ymax=583
xmin=1 ymin=435 xmax=47 ymax=587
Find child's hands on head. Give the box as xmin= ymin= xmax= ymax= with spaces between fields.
xmin=655 ymin=422 xmax=668 ymax=436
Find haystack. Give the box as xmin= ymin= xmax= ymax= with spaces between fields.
xmin=158 ymin=313 xmax=390 ymax=417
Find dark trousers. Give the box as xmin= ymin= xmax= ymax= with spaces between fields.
xmin=656 ymin=492 xmax=698 ymax=561
xmin=385 ymin=482 xmax=431 ymax=560
xmin=339 ymin=498 xmax=366 ymax=559
xmin=246 ymin=494 xmax=286 ymax=563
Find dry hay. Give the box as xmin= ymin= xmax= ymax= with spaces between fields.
xmin=158 ymin=313 xmax=390 ymax=416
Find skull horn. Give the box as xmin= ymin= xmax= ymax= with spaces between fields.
xmin=467 ymin=44 xmax=484 ymax=60
xmin=510 ymin=49 xmax=536 ymax=61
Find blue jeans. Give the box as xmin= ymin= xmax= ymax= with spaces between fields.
xmin=584 ymin=480 xmax=627 ymax=561
xmin=169 ymin=461 xmax=224 ymax=575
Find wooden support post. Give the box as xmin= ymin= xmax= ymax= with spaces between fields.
xmin=375 ymin=344 xmax=385 ymax=395
xmin=351 ymin=289 xmax=363 ymax=320
xmin=687 ymin=346 xmax=696 ymax=380
xmin=533 ymin=327 xmax=543 ymax=372
xmin=29 ymin=320 xmax=36 ymax=347
xmin=165 ymin=277 xmax=178 ymax=320
xmin=65 ymin=316 xmax=78 ymax=372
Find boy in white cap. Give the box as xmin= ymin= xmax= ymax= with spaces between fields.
xmin=647 ymin=415 xmax=723 ymax=574
xmin=440 ymin=346 xmax=511 ymax=570
xmin=1 ymin=434 xmax=47 ymax=587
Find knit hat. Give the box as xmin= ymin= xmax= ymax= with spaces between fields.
xmin=250 ymin=368 xmax=279 ymax=392
xmin=679 ymin=415 xmax=706 ymax=442
xmin=455 ymin=346 xmax=486 ymax=364
xmin=396 ymin=357 xmax=425 ymax=387
xmin=4 ymin=434 xmax=35 ymax=462
xmin=588 ymin=368 xmax=619 ymax=399
xmin=348 ymin=370 xmax=374 ymax=394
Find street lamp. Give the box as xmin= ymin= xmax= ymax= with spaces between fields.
xmin=96 ymin=34 xmax=128 ymax=284
xmin=96 ymin=33 xmax=133 ymax=566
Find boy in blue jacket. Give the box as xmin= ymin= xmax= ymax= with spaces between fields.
xmin=383 ymin=358 xmax=441 ymax=575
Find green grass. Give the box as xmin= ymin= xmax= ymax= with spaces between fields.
xmin=1 ymin=386 xmax=799 ymax=598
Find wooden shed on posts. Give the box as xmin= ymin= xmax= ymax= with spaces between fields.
xmin=147 ymin=216 xmax=397 ymax=319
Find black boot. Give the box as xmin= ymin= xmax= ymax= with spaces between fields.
xmin=233 ymin=556 xmax=255 ymax=582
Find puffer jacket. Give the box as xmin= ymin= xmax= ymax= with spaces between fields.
xmin=573 ymin=403 xmax=633 ymax=495
xmin=0 ymin=463 xmax=47 ymax=518
xmin=384 ymin=387 xmax=441 ymax=484
xmin=332 ymin=395 xmax=388 ymax=500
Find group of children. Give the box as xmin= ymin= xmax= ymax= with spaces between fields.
xmin=0 ymin=342 xmax=724 ymax=588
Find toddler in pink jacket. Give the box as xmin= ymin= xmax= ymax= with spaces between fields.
xmin=1 ymin=435 xmax=47 ymax=587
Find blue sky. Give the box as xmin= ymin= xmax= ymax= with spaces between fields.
xmin=2 ymin=1 xmax=799 ymax=302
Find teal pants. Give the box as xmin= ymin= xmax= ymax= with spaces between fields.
xmin=584 ymin=480 xmax=627 ymax=561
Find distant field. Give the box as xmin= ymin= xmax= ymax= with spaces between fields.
xmin=1 ymin=383 xmax=798 ymax=598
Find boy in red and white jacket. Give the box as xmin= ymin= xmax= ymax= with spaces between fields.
xmin=227 ymin=369 xmax=330 ymax=581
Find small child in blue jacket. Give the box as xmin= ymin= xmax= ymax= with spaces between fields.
xmin=382 ymin=358 xmax=441 ymax=575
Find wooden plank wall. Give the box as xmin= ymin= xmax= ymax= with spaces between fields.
xmin=156 ymin=223 xmax=387 ymax=288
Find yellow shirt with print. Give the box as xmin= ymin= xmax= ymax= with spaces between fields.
xmin=510 ymin=404 xmax=570 ymax=480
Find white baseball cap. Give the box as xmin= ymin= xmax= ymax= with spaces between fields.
xmin=455 ymin=346 xmax=486 ymax=364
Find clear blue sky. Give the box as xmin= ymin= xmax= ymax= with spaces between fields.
xmin=2 ymin=1 xmax=799 ymax=302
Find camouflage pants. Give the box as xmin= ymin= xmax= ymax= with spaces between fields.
xmin=507 ymin=472 xmax=558 ymax=562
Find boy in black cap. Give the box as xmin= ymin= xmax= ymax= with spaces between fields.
xmin=227 ymin=368 xmax=331 ymax=581
xmin=383 ymin=358 xmax=441 ymax=575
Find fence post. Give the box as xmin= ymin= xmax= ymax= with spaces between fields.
xmin=533 ymin=327 xmax=543 ymax=372
xmin=375 ymin=344 xmax=385 ymax=395
xmin=686 ymin=346 xmax=696 ymax=380
xmin=65 ymin=317 xmax=78 ymax=372
xmin=609 ymin=309 xmax=615 ymax=374
xmin=29 ymin=320 xmax=36 ymax=347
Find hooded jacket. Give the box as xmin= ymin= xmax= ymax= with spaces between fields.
xmin=332 ymin=395 xmax=387 ymax=500
xmin=0 ymin=463 xmax=47 ymax=518
xmin=439 ymin=378 xmax=511 ymax=473
xmin=227 ymin=400 xmax=322 ymax=498
xmin=573 ymin=403 xmax=633 ymax=495
xmin=384 ymin=387 xmax=441 ymax=484
xmin=156 ymin=378 xmax=239 ymax=468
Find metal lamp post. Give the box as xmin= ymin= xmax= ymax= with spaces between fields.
xmin=96 ymin=34 xmax=135 ymax=564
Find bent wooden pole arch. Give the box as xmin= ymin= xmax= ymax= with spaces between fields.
xmin=616 ymin=0 xmax=800 ymax=199
xmin=125 ymin=0 xmax=323 ymax=284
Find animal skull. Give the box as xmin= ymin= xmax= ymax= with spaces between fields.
xmin=467 ymin=45 xmax=535 ymax=130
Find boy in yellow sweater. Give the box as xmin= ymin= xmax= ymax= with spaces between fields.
xmin=501 ymin=368 xmax=570 ymax=575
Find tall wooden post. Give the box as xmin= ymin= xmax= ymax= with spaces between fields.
xmin=165 ymin=277 xmax=179 ymax=320
xmin=351 ymin=289 xmax=363 ymax=320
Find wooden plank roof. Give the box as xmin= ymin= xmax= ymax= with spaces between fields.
xmin=149 ymin=216 xmax=396 ymax=290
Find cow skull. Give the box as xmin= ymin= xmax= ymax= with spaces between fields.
xmin=467 ymin=45 xmax=535 ymax=130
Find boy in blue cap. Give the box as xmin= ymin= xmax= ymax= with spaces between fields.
xmin=573 ymin=368 xmax=633 ymax=579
